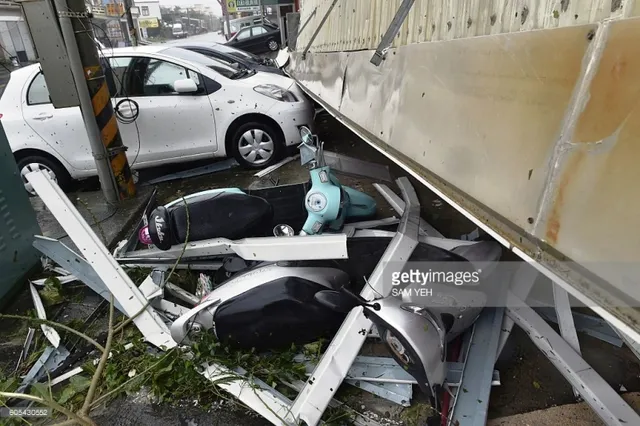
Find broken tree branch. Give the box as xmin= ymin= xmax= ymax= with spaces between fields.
xmin=81 ymin=295 xmax=115 ymax=416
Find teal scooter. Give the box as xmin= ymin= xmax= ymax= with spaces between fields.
xmin=138 ymin=126 xmax=377 ymax=249
xmin=297 ymin=126 xmax=377 ymax=236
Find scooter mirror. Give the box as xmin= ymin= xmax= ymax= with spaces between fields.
xmin=299 ymin=126 xmax=313 ymax=144
xmin=273 ymin=224 xmax=295 ymax=237
xmin=314 ymin=290 xmax=358 ymax=313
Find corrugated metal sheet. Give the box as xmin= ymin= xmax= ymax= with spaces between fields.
xmin=297 ymin=0 xmax=638 ymax=53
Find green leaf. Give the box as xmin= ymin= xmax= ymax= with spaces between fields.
xmin=156 ymin=359 xmax=175 ymax=375
xmin=533 ymin=380 xmax=541 ymax=389
xmin=30 ymin=383 xmax=49 ymax=400
xmin=69 ymin=375 xmax=91 ymax=393
xmin=0 ymin=377 xmax=16 ymax=392
xmin=58 ymin=386 xmax=77 ymax=404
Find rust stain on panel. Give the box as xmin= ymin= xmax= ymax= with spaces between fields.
xmin=574 ymin=19 xmax=640 ymax=143
xmin=543 ymin=18 xmax=640 ymax=268
xmin=545 ymin=149 xmax=585 ymax=244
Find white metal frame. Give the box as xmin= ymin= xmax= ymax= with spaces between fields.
xmin=26 ymin=170 xmax=176 ymax=350
xmin=119 ymin=234 xmax=348 ymax=262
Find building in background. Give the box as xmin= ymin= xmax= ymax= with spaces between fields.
xmin=136 ymin=0 xmax=162 ymax=38
xmin=0 ymin=1 xmax=36 ymax=64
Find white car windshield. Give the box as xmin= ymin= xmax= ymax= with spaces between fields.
xmin=160 ymin=47 xmax=245 ymax=79
xmin=211 ymin=43 xmax=260 ymax=62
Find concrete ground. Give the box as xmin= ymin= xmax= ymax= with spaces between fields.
xmin=29 ymin=186 xmax=154 ymax=253
xmin=488 ymin=392 xmax=640 ymax=426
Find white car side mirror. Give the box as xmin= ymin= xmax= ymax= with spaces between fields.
xmin=173 ymin=78 xmax=198 ymax=94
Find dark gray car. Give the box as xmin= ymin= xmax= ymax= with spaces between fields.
xmin=175 ymin=41 xmax=285 ymax=76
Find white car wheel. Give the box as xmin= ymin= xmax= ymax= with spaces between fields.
xmin=20 ymin=162 xmax=57 ymax=195
xmin=237 ymin=129 xmax=275 ymax=166
xmin=16 ymin=154 xmax=72 ymax=195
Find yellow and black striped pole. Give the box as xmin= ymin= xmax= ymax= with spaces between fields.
xmin=66 ymin=0 xmax=136 ymax=201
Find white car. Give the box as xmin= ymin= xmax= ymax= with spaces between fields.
xmin=1 ymin=46 xmax=314 ymax=192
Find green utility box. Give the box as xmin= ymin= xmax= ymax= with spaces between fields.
xmin=0 ymin=121 xmax=41 ymax=307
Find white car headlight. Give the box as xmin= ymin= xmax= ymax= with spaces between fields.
xmin=253 ymin=84 xmax=297 ymax=102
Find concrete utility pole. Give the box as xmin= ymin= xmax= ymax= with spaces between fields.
xmin=259 ymin=0 xmax=264 ymax=23
xmin=53 ymin=0 xmax=136 ymax=202
xmin=186 ymin=8 xmax=190 ymax=35
xmin=222 ymin=1 xmax=231 ymax=40
xmin=123 ymin=0 xmax=138 ymax=46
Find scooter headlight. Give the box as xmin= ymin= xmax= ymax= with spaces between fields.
xmin=306 ymin=192 xmax=327 ymax=212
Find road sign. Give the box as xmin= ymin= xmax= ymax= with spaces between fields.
xmin=226 ymin=0 xmax=237 ymax=13
xmin=138 ymin=18 xmax=158 ymax=28
xmin=237 ymin=0 xmax=260 ymax=10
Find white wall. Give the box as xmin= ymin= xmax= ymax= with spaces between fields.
xmin=136 ymin=1 xmax=161 ymax=19
xmin=0 ymin=16 xmax=37 ymax=62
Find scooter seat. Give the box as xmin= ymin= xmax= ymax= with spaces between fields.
xmin=148 ymin=192 xmax=274 ymax=250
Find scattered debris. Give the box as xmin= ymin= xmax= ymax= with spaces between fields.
xmin=31 ymin=274 xmax=78 ymax=286
xmin=253 ymin=154 xmax=300 ymax=178
xmin=15 ymin=345 xmax=70 ymax=394
xmin=323 ymin=150 xmax=393 ymax=182
xmin=143 ymin=158 xmax=239 ymax=185
xmin=460 ymin=227 xmax=480 ymax=241
xmin=195 ymin=273 xmax=213 ymax=300
xmin=29 ymin=282 xmax=61 ymax=348
xmin=13 ymin=328 xmax=36 ymax=374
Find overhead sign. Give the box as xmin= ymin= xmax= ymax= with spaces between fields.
xmin=105 ymin=2 xmax=125 ymax=16
xmin=237 ymin=0 xmax=259 ymax=10
xmin=226 ymin=0 xmax=237 ymax=13
xmin=138 ymin=18 xmax=159 ymax=28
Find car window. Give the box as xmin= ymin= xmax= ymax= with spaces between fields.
xmin=252 ymin=26 xmax=267 ymax=36
xmin=27 ymin=72 xmax=50 ymax=105
xmin=143 ymin=59 xmax=188 ymax=96
xmin=110 ymin=56 xmax=204 ymax=96
xmin=107 ymin=57 xmax=132 ymax=96
xmin=160 ymin=47 xmax=240 ymax=79
xmin=236 ymin=29 xmax=251 ymax=40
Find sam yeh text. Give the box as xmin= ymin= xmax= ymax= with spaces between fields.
xmin=391 ymin=287 xmax=434 ymax=297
